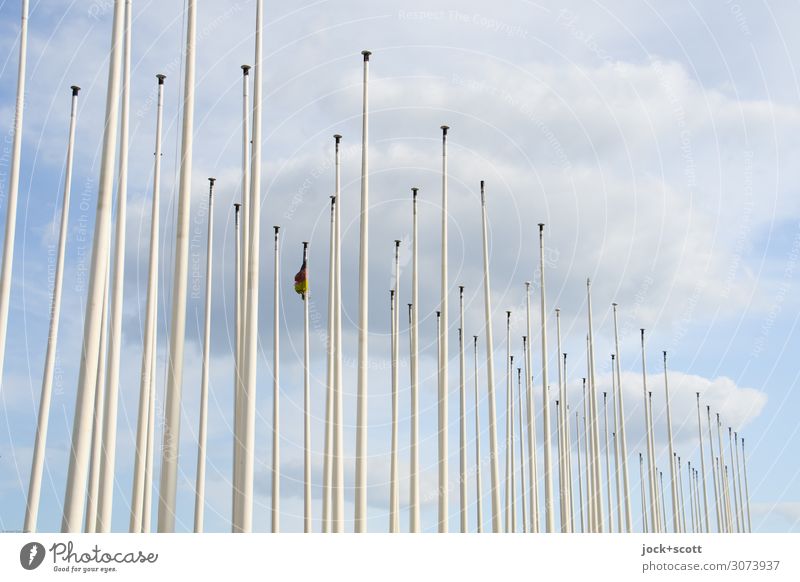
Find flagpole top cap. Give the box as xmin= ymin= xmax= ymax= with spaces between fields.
xmin=241 ymin=64 xmax=251 ymax=74
xmin=302 ymin=241 xmax=309 ymax=247
xmin=441 ymin=125 xmax=449 ymax=135
xmin=233 ymin=202 xmax=241 ymax=211
xmin=208 ymin=177 xmax=216 ymax=184
xmin=71 ymin=85 xmax=81 ymax=95
xmin=274 ymin=225 xmax=280 ymax=233
xmin=333 ymin=134 xmax=342 ymax=142
xmin=394 ymin=239 xmax=401 ymax=246
xmin=156 ymin=73 xmax=166 ymax=83
xmin=362 ymin=50 xmax=372 ymax=60
xmin=459 ymin=285 xmax=464 ymax=293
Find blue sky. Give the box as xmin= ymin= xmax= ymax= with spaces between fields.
xmin=0 ymin=0 xmax=799 ymax=533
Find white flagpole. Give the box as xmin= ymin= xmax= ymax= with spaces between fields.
xmin=322 ymin=196 xmax=336 ymax=533
xmin=603 ymin=392 xmax=613 ymax=533
xmin=479 ymin=181 xmax=501 ymax=532
xmin=194 ymin=178 xmax=216 ymax=533
xmin=409 ymin=187 xmax=420 ymax=532
xmin=734 ymin=432 xmax=745 ymax=531
xmin=724 ymin=463 xmax=733 ymax=532
xmin=86 ymin=263 xmax=111 ymax=533
xmin=517 ymin=367 xmax=527 ymax=533
xmin=24 ymin=85 xmax=80 ymax=533
xmin=458 ymin=286 xmax=467 ymax=533
xmin=332 ymin=136 xmax=344 ymax=532
xmin=688 ymin=460 xmax=695 ymax=532
xmin=639 ymin=453 xmax=647 ymax=533
xmin=142 ymin=337 xmax=156 ymax=532
xmin=565 ymin=354 xmax=575 ymax=533
xmin=232 ymin=63 xmax=250 ymax=533
xmin=695 ymin=469 xmax=703 ymax=533
xmin=438 ymin=127 xmax=451 ymax=534
xmin=473 ymin=336 xmax=483 ymax=533
xmin=241 ymin=0 xmax=264 ymax=534
xmin=612 ymin=304 xmax=633 ymax=531
xmin=582 ymin=378 xmax=590 ymax=530
xmin=679 ymin=456 xmax=687 ymax=532
xmin=130 ymin=74 xmax=165 ymax=534
xmin=390 ymin=240 xmax=401 ymax=533
xmin=555 ymin=397 xmax=562 ymax=533
xmin=96 ymin=0 xmax=133 ymax=532
xmin=61 ymin=0 xmax=124 ymax=532
xmin=648 ymin=391 xmax=661 ymax=532
xmin=302 ymin=242 xmax=312 ymax=533
xmin=193 ymin=178 xmax=216 ymax=533
xmin=576 ymin=410 xmax=584 ymax=533
xmin=586 ymin=279 xmax=603 ymax=533
xmin=715 ymin=413 xmax=728 ymax=532
xmin=0 ymin=0 xmax=29 ymax=388
xmin=640 ymin=330 xmax=658 ymax=533
xmin=505 ymin=311 xmax=512 ymax=532
xmin=659 ymin=470 xmax=667 ymax=534
xmin=707 ymin=405 xmax=722 ymax=532
xmin=741 ymin=438 xmax=752 ymax=532
xmin=271 ymin=227 xmax=281 ymax=532
xmin=510 ymin=354 xmax=516 ymax=532
xmin=695 ymin=393 xmax=710 ymax=532
xmin=354 ymin=50 xmax=371 ymax=533
xmin=524 ymin=284 xmax=539 ymax=533
xmin=538 ymin=224 xmax=555 ymax=532
xmin=728 ymin=427 xmax=741 ymax=532
xmin=661 ymin=351 xmax=679 ymax=533
xmin=157 ymin=0 xmax=197 ymax=532
xmin=555 ymin=308 xmax=567 ymax=532
xmin=611 ymin=354 xmax=622 ymax=532
xmin=231 ymin=201 xmax=241 ymax=532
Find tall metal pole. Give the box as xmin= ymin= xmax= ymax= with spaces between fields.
xmin=728 ymin=427 xmax=741 ymax=532
xmin=586 ymin=279 xmax=603 ymax=532
xmin=524 ymin=284 xmax=539 ymax=532
xmin=734 ymin=432 xmax=745 ymax=531
xmin=696 ymin=394 xmax=710 ymax=532
xmin=271 ymin=227 xmax=280 ymax=532
xmin=555 ymin=308 xmax=567 ymax=532
xmin=458 ymin=286 xmax=467 ymax=532
xmin=24 ymin=85 xmax=80 ymax=533
xmin=0 ymin=0 xmax=29 ymax=389
xmin=231 ymin=201 xmax=241 ymax=531
xmin=504 ymin=311 xmax=512 ymax=532
xmin=603 ymin=392 xmax=613 ymax=533
xmin=741 ymin=438 xmax=752 ymax=532
xmin=354 ymin=50 xmax=371 ymax=533
xmin=61 ymin=0 xmax=124 ymax=532
xmin=473 ymin=336 xmax=483 ymax=533
xmin=409 ymin=187 xmax=420 ymax=532
xmin=639 ymin=453 xmax=647 ymax=533
xmin=707 ymin=406 xmax=722 ymax=532
xmin=479 ymin=181 xmax=501 ymax=532
xmin=322 ymin=196 xmax=335 ymax=532
xmin=612 ymin=304 xmax=633 ymax=531
xmin=390 ymin=241 xmax=401 ymax=533
xmin=662 ymin=352 xmax=679 ymax=533
xmin=157 ymin=0 xmax=197 ymax=532
xmin=576 ymin=410 xmax=585 ymax=533
xmin=438 ymin=125 xmax=450 ymax=533
xmin=640 ymin=330 xmax=658 ymax=533
xmin=716 ymin=413 xmax=728 ymax=532
xmin=131 ymin=74 xmax=165 ymax=534
xmin=332 ymin=136 xmax=344 ymax=532
xmin=302 ymin=242 xmax=311 ymax=533
xmin=648 ymin=391 xmax=660 ymax=532
xmin=538 ymin=224 xmax=554 ymax=532
xmin=611 ymin=354 xmax=622 ymax=532
xmin=193 ymin=178 xmax=216 ymax=532
xmin=517 ymin=367 xmax=527 ymax=532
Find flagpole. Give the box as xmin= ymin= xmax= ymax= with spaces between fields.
xmin=524 ymin=283 xmax=539 ymax=532
xmin=61 ymin=0 xmax=124 ymax=532
xmin=157 ymin=0 xmax=197 ymax=532
xmin=734 ymin=432 xmax=745 ymax=531
xmin=695 ymin=394 xmax=710 ymax=532
xmin=505 ymin=311 xmax=512 ymax=532
xmin=271 ymin=226 xmax=281 ymax=532
xmin=231 ymin=201 xmax=241 ymax=532
xmin=741 ymin=438 xmax=752 ymax=532
xmin=612 ymin=304 xmax=633 ymax=531
xmin=728 ymin=427 xmax=741 ymax=532
xmin=648 ymin=391 xmax=661 ymax=532
xmin=354 ymin=49 xmax=371 ymax=533
xmin=85 ymin=263 xmax=110 ymax=532
xmin=639 ymin=453 xmax=647 ymax=533
xmin=409 ymin=187 xmax=420 ymax=532
xmin=555 ymin=397 xmax=562 ymax=533
xmin=24 ymin=85 xmax=80 ymax=533
xmin=473 ymin=336 xmax=483 ymax=533
xmin=555 ymin=308 xmax=567 ymax=532
xmin=193 ymin=178 xmax=215 ymax=533
xmin=479 ymin=181 xmax=501 ymax=532
xmin=332 ymin=135 xmax=344 ymax=532
xmin=390 ymin=241 xmax=401 ymax=533
xmin=611 ymin=354 xmax=622 ymax=532
xmin=659 ymin=470 xmax=667 ymax=534
xmin=458 ymin=286 xmax=467 ymax=533
xmin=510 ymin=354 xmax=516 ymax=532
xmin=686 ymin=460 xmax=694 ymax=532
xmin=232 ymin=62 xmax=250 ymax=533
xmin=723 ymin=463 xmax=733 ymax=532
xmin=240 ymin=0 xmax=264 ymax=534
xmin=582 ymin=378 xmax=590 ymax=531
xmin=576 ymin=410 xmax=584 ymax=533
xmin=715 ymin=413 xmax=728 ymax=531
xmin=707 ymin=405 xmax=721 ymax=532
xmin=142 ymin=337 xmax=156 ymax=532
xmin=302 ymin=242 xmax=311 ymax=533
xmin=437 ymin=125 xmax=451 ymax=533
xmin=640 ymin=330 xmax=658 ymax=533
xmin=586 ymin=279 xmax=603 ymax=533
xmin=538 ymin=224 xmax=555 ymax=532
xmin=603 ymin=392 xmax=613 ymax=534
xmin=0 ymin=0 xmax=29 ymax=389
xmin=517 ymin=367 xmax=527 ymax=533
xmin=322 ymin=196 xmax=336 ymax=533
xmin=657 ymin=351 xmax=678 ymax=533
xmin=565 ymin=353 xmax=575 ymax=533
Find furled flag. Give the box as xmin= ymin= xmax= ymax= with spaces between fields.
xmin=294 ymin=244 xmax=308 ymax=299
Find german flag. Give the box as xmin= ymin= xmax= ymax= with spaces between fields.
xmin=294 ymin=244 xmax=308 ymax=298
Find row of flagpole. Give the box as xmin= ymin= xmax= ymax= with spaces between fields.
xmin=2 ymin=0 xmax=758 ymax=534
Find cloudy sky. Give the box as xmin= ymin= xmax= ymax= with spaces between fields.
xmin=0 ymin=0 xmax=799 ymax=533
